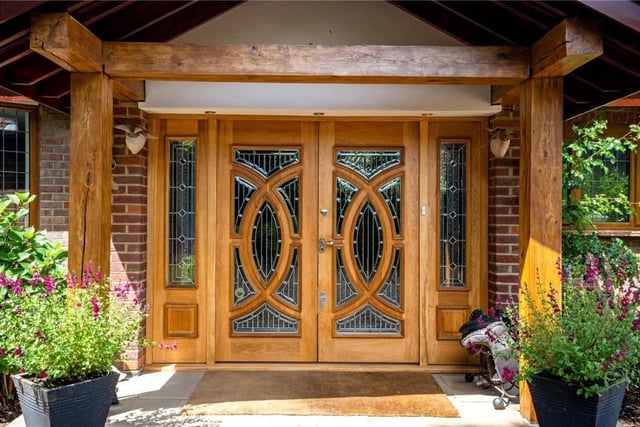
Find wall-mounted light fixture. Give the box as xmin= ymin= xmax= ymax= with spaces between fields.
xmin=488 ymin=128 xmax=512 ymax=158
xmin=114 ymin=124 xmax=156 ymax=154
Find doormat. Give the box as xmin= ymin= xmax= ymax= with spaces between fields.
xmin=182 ymin=370 xmax=459 ymax=418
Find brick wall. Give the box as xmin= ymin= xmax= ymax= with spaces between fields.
xmin=38 ymin=106 xmax=70 ymax=246
xmin=36 ymin=101 xmax=149 ymax=371
xmin=112 ymin=101 xmax=148 ymax=371
xmin=488 ymin=113 xmax=520 ymax=308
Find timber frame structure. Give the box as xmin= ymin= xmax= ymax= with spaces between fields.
xmin=1 ymin=1 xmax=639 ymax=422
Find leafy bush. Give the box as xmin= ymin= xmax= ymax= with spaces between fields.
xmin=0 ymin=265 xmax=147 ymax=386
xmin=0 ymin=192 xmax=67 ymax=282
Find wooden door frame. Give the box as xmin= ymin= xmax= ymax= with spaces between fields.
xmin=147 ymin=115 xmax=487 ymax=367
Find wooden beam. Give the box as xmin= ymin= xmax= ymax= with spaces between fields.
xmin=103 ymin=42 xmax=530 ymax=85
xmin=491 ymin=85 xmax=519 ymax=107
xmin=30 ymin=13 xmax=102 ymax=73
xmin=112 ymin=79 xmax=145 ymax=101
xmin=518 ymin=77 xmax=564 ymax=422
xmin=532 ymin=18 xmax=602 ymax=77
xmin=30 ymin=13 xmax=145 ymax=102
xmin=68 ymin=73 xmax=113 ymax=276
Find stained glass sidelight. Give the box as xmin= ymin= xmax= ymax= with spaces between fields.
xmin=168 ymin=140 xmax=196 ymax=287
xmin=335 ymin=304 xmax=401 ymax=334
xmin=354 ymin=201 xmax=383 ymax=285
xmin=336 ymin=150 xmax=401 ymax=180
xmin=235 ymin=149 xmax=299 ymax=178
xmin=252 ymin=201 xmax=282 ymax=283
xmin=440 ymin=143 xmax=467 ymax=288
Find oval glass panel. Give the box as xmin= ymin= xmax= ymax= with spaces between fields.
xmin=252 ymin=201 xmax=282 ymax=283
xmin=353 ymin=201 xmax=383 ymax=285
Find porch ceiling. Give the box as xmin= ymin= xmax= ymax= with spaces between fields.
xmin=0 ymin=0 xmax=638 ymax=119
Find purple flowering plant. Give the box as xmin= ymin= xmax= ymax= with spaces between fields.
xmin=0 ymin=264 xmax=148 ymax=387
xmin=506 ymin=257 xmax=640 ymax=398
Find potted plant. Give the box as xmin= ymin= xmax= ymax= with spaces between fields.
xmin=506 ymin=257 xmax=640 ymax=427
xmin=0 ymin=264 xmax=147 ymax=427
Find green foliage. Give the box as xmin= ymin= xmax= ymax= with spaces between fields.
xmin=562 ymin=117 xmax=640 ymax=232
xmin=506 ymin=257 xmax=640 ymax=398
xmin=0 ymin=265 xmax=148 ymax=386
xmin=0 ymin=192 xmax=67 ymax=283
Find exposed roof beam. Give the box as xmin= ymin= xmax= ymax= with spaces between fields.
xmin=29 ymin=13 xmax=144 ymax=101
xmin=103 ymin=43 xmax=530 ymax=85
xmin=532 ymin=18 xmax=603 ymax=77
xmin=30 ymin=13 xmax=102 ymax=72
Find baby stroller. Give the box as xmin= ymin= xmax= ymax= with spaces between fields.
xmin=459 ymin=309 xmax=519 ymax=410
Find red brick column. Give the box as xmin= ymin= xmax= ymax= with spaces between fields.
xmin=488 ymin=114 xmax=521 ymax=308
xmin=112 ymin=101 xmax=148 ymax=370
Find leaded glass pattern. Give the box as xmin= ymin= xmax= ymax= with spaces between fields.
xmin=231 ymin=149 xmax=303 ymax=336
xmin=233 ymin=303 xmax=298 ymax=334
xmin=335 ymin=304 xmax=401 ymax=334
xmin=377 ymin=248 xmax=402 ymax=308
xmin=234 ymin=177 xmax=256 ymax=234
xmin=0 ymin=108 xmax=29 ymax=197
xmin=235 ymin=149 xmax=299 ymax=178
xmin=440 ymin=143 xmax=467 ymax=288
xmin=252 ymin=201 xmax=282 ymax=283
xmin=335 ymin=248 xmax=358 ymax=307
xmin=354 ymin=201 xmax=383 ymax=285
xmin=168 ymin=140 xmax=196 ymax=287
xmin=379 ymin=178 xmax=401 ymax=236
xmin=233 ymin=247 xmax=256 ymax=306
xmin=335 ymin=178 xmax=359 ymax=236
xmin=336 ymin=150 xmax=401 ymax=180
xmin=275 ymin=248 xmax=299 ymax=307
xmin=277 ymin=177 xmax=300 ymax=234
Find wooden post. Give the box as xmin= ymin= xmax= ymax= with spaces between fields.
xmin=68 ymin=73 xmax=113 ymax=276
xmin=518 ymin=77 xmax=564 ymax=421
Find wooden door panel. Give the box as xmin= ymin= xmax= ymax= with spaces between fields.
xmin=215 ymin=120 xmax=318 ymax=362
xmin=425 ymin=121 xmax=488 ymax=365
xmin=318 ymin=121 xmax=420 ymax=363
xmin=149 ymin=118 xmax=209 ymax=364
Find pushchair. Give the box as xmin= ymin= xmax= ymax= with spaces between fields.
xmin=459 ymin=309 xmax=519 ymax=410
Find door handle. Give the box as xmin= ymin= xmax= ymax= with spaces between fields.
xmin=319 ymin=238 xmax=335 ymax=253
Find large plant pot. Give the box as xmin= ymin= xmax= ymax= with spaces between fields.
xmin=529 ymin=374 xmax=626 ymax=427
xmin=12 ymin=371 xmax=119 ymax=427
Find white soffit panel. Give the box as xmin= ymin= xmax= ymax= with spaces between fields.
xmin=142 ymin=1 xmax=499 ymax=117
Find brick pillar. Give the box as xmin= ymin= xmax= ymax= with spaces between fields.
xmin=112 ymin=101 xmax=148 ymax=370
xmin=38 ymin=106 xmax=70 ymax=245
xmin=488 ymin=113 xmax=521 ymax=308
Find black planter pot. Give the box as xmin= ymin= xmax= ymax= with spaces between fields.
xmin=12 ymin=371 xmax=119 ymax=427
xmin=529 ymin=374 xmax=626 ymax=427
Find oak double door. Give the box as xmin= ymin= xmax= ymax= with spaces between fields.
xmin=215 ymin=120 xmax=419 ymax=362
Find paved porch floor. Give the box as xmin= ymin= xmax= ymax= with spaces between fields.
xmin=9 ymin=371 xmax=534 ymax=426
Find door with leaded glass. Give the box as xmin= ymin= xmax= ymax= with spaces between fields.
xmin=215 ymin=120 xmax=319 ymax=361
xmin=317 ymin=121 xmax=419 ymax=363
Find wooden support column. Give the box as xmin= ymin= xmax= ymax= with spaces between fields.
xmin=68 ymin=73 xmax=113 ymax=276
xmin=518 ymin=77 xmax=563 ymax=421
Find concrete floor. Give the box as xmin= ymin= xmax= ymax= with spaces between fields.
xmin=9 ymin=371 xmax=534 ymax=427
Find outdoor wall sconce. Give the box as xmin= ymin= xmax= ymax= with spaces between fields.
xmin=114 ymin=124 xmax=155 ymax=154
xmin=488 ymin=127 xmax=511 ymax=158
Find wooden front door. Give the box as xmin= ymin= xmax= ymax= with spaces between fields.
xmin=215 ymin=120 xmax=419 ymax=362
